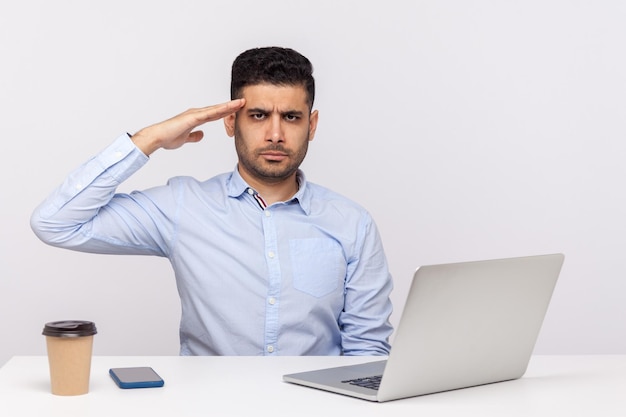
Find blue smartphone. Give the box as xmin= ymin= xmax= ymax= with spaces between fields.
xmin=109 ymin=367 xmax=164 ymax=389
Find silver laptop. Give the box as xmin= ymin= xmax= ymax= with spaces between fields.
xmin=283 ymin=253 xmax=564 ymax=402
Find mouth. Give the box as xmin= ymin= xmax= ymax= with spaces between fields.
xmin=260 ymin=150 xmax=289 ymax=162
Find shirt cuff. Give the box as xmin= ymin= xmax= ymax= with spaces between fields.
xmin=92 ymin=133 xmax=150 ymax=183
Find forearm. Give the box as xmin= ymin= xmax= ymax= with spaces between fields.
xmin=30 ymin=134 xmax=148 ymax=248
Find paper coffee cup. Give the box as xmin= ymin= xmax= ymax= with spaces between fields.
xmin=42 ymin=320 xmax=97 ymax=396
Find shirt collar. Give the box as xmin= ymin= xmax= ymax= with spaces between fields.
xmin=226 ymin=165 xmax=311 ymax=215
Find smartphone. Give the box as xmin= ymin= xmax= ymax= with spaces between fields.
xmin=109 ymin=367 xmax=164 ymax=389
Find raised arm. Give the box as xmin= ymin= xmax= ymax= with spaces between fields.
xmin=31 ymin=99 xmax=245 ymax=253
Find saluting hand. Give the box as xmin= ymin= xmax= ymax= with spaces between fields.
xmin=131 ymin=99 xmax=245 ymax=156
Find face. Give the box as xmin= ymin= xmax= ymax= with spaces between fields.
xmin=224 ymin=83 xmax=318 ymax=186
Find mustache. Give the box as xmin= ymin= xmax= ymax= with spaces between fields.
xmin=258 ymin=145 xmax=290 ymax=154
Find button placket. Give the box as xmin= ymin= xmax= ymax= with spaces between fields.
xmin=262 ymin=207 xmax=280 ymax=355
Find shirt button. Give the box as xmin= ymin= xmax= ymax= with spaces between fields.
xmin=114 ymin=151 xmax=123 ymax=159
xmin=265 ymin=211 xmax=271 ymax=217
xmin=267 ymin=345 xmax=274 ymax=353
xmin=268 ymin=251 xmax=275 ymax=259
xmin=268 ymin=297 xmax=276 ymax=305
xmin=247 ymin=188 xmax=255 ymax=195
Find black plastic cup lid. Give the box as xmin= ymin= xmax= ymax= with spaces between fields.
xmin=42 ymin=320 xmax=97 ymax=338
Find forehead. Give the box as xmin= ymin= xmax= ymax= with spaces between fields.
xmin=241 ymin=83 xmax=310 ymax=111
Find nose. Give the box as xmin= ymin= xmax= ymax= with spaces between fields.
xmin=267 ymin=114 xmax=284 ymax=143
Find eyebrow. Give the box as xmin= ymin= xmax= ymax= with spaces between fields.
xmin=246 ymin=107 xmax=306 ymax=117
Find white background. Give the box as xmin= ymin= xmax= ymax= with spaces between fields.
xmin=1 ymin=1 xmax=625 ymax=367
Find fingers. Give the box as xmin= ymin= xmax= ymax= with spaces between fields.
xmin=132 ymin=99 xmax=246 ymax=156
xmin=190 ymin=98 xmax=246 ymax=125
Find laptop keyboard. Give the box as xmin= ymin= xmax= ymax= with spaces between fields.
xmin=341 ymin=375 xmax=382 ymax=390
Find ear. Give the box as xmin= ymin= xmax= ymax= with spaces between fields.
xmin=308 ymin=110 xmax=319 ymax=141
xmin=224 ymin=113 xmax=236 ymax=137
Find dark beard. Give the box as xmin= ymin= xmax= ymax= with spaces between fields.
xmin=234 ymin=125 xmax=309 ymax=184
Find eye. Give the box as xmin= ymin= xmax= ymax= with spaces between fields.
xmin=251 ymin=112 xmax=267 ymax=120
xmin=284 ymin=113 xmax=300 ymax=122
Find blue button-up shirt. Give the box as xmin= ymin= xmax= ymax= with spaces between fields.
xmin=31 ymin=134 xmax=393 ymax=356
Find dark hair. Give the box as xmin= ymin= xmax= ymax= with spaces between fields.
xmin=230 ymin=47 xmax=315 ymax=109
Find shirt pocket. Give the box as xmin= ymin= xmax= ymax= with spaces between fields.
xmin=289 ymin=238 xmax=346 ymax=298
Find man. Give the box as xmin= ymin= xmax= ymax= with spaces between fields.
xmin=31 ymin=47 xmax=393 ymax=356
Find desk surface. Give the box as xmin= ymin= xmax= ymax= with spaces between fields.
xmin=1 ymin=355 xmax=624 ymax=416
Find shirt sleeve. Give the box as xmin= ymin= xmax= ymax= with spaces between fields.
xmin=30 ymin=133 xmax=167 ymax=256
xmin=339 ymin=213 xmax=394 ymax=356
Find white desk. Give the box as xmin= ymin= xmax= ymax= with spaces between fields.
xmin=0 ymin=355 xmax=624 ymax=416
